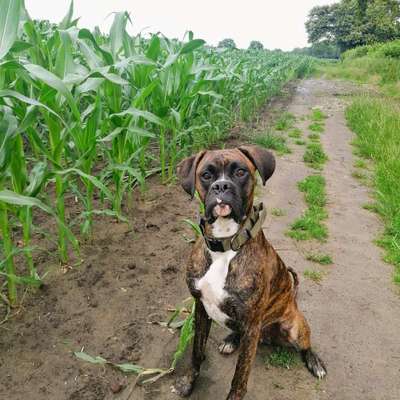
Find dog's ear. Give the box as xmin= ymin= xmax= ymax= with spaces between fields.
xmin=177 ymin=151 xmax=206 ymax=197
xmin=238 ymin=145 xmax=275 ymax=185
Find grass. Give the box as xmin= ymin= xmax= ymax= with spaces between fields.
xmin=354 ymin=159 xmax=368 ymax=169
xmin=288 ymin=127 xmax=302 ymax=138
xmin=308 ymin=122 xmax=325 ymax=133
xmin=351 ymin=170 xmax=370 ymax=185
xmin=294 ymin=139 xmax=306 ymax=146
xmin=271 ymin=208 xmax=286 ymax=217
xmin=306 ymin=253 xmax=333 ymax=265
xmin=265 ymin=347 xmax=300 ymax=369
xmin=303 ymin=142 xmax=328 ymax=170
xmin=346 ymin=97 xmax=400 ymax=283
xmin=287 ymin=175 xmax=328 ymax=241
xmin=253 ymin=132 xmax=291 ymax=155
xmin=274 ymin=112 xmax=296 ymax=131
xmin=310 ymin=108 xmax=328 ymax=121
xmin=304 ymin=269 xmax=324 ymax=283
xmin=308 ymin=133 xmax=320 ymax=141
xmin=362 ymin=202 xmax=380 ymax=213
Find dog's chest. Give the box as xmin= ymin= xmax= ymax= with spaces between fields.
xmin=195 ymin=249 xmax=236 ymax=327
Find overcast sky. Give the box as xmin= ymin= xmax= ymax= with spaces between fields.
xmin=25 ymin=0 xmax=334 ymax=50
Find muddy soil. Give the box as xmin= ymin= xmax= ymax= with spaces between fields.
xmin=1 ymin=79 xmax=400 ymax=400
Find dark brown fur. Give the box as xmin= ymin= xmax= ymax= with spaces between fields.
xmin=175 ymin=147 xmax=326 ymax=400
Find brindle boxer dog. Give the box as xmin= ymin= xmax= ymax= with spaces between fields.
xmin=174 ymin=145 xmax=326 ymax=400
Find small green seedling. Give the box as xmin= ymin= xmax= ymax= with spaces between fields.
xmin=304 ymin=269 xmax=324 ymax=283
xmin=306 ymin=253 xmax=333 ymax=265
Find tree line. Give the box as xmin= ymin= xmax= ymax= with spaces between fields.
xmin=303 ymin=0 xmax=400 ymax=57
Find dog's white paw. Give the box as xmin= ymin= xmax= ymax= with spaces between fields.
xmin=303 ymin=349 xmax=327 ymax=379
xmin=218 ymin=341 xmax=237 ymax=355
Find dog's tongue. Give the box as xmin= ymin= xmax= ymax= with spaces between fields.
xmin=214 ymin=203 xmax=232 ymax=217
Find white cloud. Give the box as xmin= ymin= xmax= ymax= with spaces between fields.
xmin=25 ymin=0 xmax=335 ymax=50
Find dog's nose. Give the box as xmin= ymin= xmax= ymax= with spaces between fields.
xmin=211 ymin=180 xmax=232 ymax=194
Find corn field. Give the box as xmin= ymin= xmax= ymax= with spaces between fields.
xmin=0 ymin=0 xmax=314 ymax=306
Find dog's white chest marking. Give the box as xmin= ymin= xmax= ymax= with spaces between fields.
xmin=196 ymin=249 xmax=236 ymax=327
xmin=195 ymin=217 xmax=239 ymax=328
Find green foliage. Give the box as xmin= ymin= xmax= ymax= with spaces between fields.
xmin=288 ymin=128 xmax=302 ymax=138
xmin=218 ymin=38 xmax=236 ymax=49
xmin=295 ymin=139 xmax=306 ymax=145
xmin=303 ymin=269 xmax=324 ymax=283
xmin=292 ymin=42 xmax=340 ymax=59
xmin=303 ymin=143 xmax=328 ymax=169
xmin=306 ymin=0 xmax=400 ymax=52
xmin=287 ymin=175 xmax=328 ymax=241
xmin=306 ymin=253 xmax=333 ymax=265
xmin=271 ymin=208 xmax=286 ymax=217
xmin=346 ymin=97 xmax=400 ymax=283
xmin=308 ymin=122 xmax=325 ymax=133
xmin=249 ymin=40 xmax=264 ymax=51
xmin=265 ymin=347 xmax=300 ymax=369
xmin=310 ymin=108 xmax=328 ymax=121
xmin=253 ymin=132 xmax=291 ymax=155
xmin=275 ymin=112 xmax=296 ymax=131
xmin=308 ymin=133 xmax=320 ymax=141
xmin=0 ymin=1 xmax=314 ymax=304
xmin=298 ymin=175 xmax=326 ymax=208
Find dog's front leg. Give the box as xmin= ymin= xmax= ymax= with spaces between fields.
xmin=174 ymin=298 xmax=211 ymax=397
xmin=226 ymin=319 xmax=261 ymax=400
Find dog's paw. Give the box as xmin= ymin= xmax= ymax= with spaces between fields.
xmin=218 ymin=332 xmax=240 ymax=355
xmin=172 ymin=375 xmax=195 ymax=397
xmin=302 ymin=349 xmax=327 ymax=379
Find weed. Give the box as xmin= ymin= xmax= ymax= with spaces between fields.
xmin=288 ymin=128 xmax=302 ymax=138
xmin=310 ymin=108 xmax=328 ymax=121
xmin=295 ymin=139 xmax=306 ymax=145
xmin=306 ymin=253 xmax=333 ymax=265
xmin=303 ymin=143 xmax=328 ymax=169
xmin=362 ymin=203 xmax=380 ymax=213
xmin=354 ymin=159 xmax=368 ymax=169
xmin=287 ymin=175 xmax=328 ymax=241
xmin=265 ymin=347 xmax=300 ymax=369
xmin=304 ymin=269 xmax=324 ymax=283
xmin=288 ymin=209 xmax=328 ymax=241
xmin=308 ymin=133 xmax=320 ymax=141
xmin=271 ymin=208 xmax=286 ymax=217
xmin=275 ymin=112 xmax=296 ymax=131
xmin=308 ymin=122 xmax=325 ymax=133
xmin=254 ymin=132 xmax=291 ymax=155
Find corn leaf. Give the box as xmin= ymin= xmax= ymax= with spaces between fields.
xmin=23 ymin=63 xmax=81 ymax=120
xmin=0 ymin=0 xmax=22 ymax=60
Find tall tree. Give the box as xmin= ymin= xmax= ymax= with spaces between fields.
xmin=306 ymin=0 xmax=400 ymax=52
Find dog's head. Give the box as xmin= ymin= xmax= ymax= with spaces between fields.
xmin=177 ymin=146 xmax=275 ymax=223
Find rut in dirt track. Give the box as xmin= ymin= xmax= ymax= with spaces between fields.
xmin=134 ymin=78 xmax=400 ymax=400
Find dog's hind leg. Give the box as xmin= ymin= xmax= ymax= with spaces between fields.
xmin=219 ymin=331 xmax=241 ymax=355
xmin=280 ymin=309 xmax=327 ymax=379
xmin=173 ymin=299 xmax=212 ymax=397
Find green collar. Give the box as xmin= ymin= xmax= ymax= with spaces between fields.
xmin=199 ymin=203 xmax=267 ymax=252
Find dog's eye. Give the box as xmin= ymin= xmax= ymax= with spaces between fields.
xmin=235 ymin=169 xmax=247 ymax=178
xmin=201 ymin=172 xmax=212 ymax=180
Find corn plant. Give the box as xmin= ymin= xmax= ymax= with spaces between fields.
xmin=0 ymin=0 xmax=314 ymax=305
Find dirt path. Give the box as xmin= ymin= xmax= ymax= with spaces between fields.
xmin=262 ymin=78 xmax=400 ymax=400
xmin=2 ymin=79 xmax=400 ymax=400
